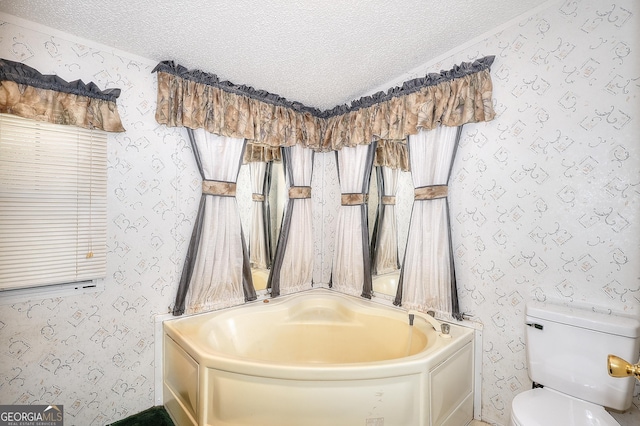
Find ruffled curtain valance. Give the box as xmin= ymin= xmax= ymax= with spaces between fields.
xmin=0 ymin=58 xmax=125 ymax=132
xmin=153 ymin=56 xmax=495 ymax=167
xmin=375 ymin=139 xmax=410 ymax=171
xmin=321 ymin=58 xmax=494 ymax=149
xmin=153 ymin=62 xmax=323 ymax=150
xmin=243 ymin=142 xmax=282 ymax=164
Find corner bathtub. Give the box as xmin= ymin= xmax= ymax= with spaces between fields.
xmin=163 ymin=289 xmax=475 ymax=426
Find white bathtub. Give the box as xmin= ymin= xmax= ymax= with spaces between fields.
xmin=163 ymin=289 xmax=475 ymax=426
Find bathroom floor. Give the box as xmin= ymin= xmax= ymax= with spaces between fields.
xmin=609 ymin=404 xmax=640 ymax=426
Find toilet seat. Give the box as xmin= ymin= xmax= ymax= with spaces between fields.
xmin=511 ymin=387 xmax=619 ymax=426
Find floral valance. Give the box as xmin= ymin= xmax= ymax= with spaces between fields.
xmin=153 ymin=56 xmax=495 ymax=167
xmin=375 ymin=139 xmax=410 ymax=171
xmin=243 ymin=142 xmax=282 ymax=164
xmin=0 ymin=58 xmax=125 ymax=132
xmin=321 ymin=57 xmax=495 ymax=148
xmin=153 ymin=61 xmax=322 ymax=150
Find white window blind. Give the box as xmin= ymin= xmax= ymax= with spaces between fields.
xmin=0 ymin=113 xmax=107 ymax=291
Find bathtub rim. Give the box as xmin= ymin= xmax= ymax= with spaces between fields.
xmin=162 ymin=288 xmax=475 ymax=381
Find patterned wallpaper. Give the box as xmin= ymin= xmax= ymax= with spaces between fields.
xmin=0 ymin=0 xmax=638 ymax=425
xmin=0 ymin=15 xmax=198 ymax=425
xmin=322 ymin=0 xmax=639 ymax=424
xmin=441 ymin=0 xmax=638 ymax=423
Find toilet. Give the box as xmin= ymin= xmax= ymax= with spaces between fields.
xmin=510 ymin=301 xmax=640 ymax=426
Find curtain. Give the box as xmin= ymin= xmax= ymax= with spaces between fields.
xmin=395 ymin=126 xmax=462 ymax=320
xmin=370 ymin=139 xmax=408 ymax=278
xmin=153 ymin=56 xmax=496 ymax=310
xmin=244 ymin=142 xmax=282 ymax=163
xmin=0 ymin=58 xmax=124 ymax=132
xmin=245 ymin=141 xmax=279 ymax=270
xmin=371 ymin=166 xmax=400 ymax=275
xmin=268 ymin=145 xmax=314 ymax=296
xmin=331 ymin=143 xmax=376 ymax=298
xmin=172 ymin=128 xmax=256 ymax=315
xmin=375 ymin=139 xmax=410 ymax=171
xmin=153 ymin=56 xmax=495 ymax=157
xmin=249 ymin=161 xmax=272 ymax=269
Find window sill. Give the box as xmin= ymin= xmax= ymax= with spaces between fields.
xmin=0 ymin=278 xmax=105 ymax=304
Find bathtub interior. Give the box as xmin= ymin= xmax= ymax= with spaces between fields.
xmin=198 ymin=295 xmax=433 ymax=363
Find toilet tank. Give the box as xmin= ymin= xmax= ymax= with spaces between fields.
xmin=525 ymin=301 xmax=640 ymax=411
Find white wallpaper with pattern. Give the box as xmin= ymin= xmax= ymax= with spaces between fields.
xmin=0 ymin=15 xmax=199 ymax=425
xmin=454 ymin=1 xmax=639 ymax=423
xmin=320 ymin=0 xmax=639 ymax=424
xmin=413 ymin=0 xmax=637 ymax=423
xmin=0 ymin=0 xmax=638 ymax=425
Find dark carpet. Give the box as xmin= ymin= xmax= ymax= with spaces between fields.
xmin=109 ymin=406 xmax=174 ymax=426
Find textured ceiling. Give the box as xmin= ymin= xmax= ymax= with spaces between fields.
xmin=0 ymin=0 xmax=549 ymax=110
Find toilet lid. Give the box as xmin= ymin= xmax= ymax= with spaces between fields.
xmin=511 ymin=388 xmax=619 ymax=426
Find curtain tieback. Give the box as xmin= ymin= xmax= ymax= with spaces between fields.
xmin=341 ymin=193 xmax=369 ymax=206
xmin=414 ymin=185 xmax=448 ymax=200
xmin=381 ymin=196 xmax=396 ymax=205
xmin=202 ymin=180 xmax=237 ymax=197
xmin=289 ymin=186 xmax=312 ymax=199
xmin=252 ymin=193 xmax=265 ymax=201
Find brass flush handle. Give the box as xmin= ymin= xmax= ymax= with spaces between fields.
xmin=607 ymin=354 xmax=640 ymax=381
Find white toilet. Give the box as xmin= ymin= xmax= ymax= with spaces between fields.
xmin=510 ymin=301 xmax=640 ymax=426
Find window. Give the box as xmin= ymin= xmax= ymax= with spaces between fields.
xmin=0 ymin=113 xmax=107 ymax=297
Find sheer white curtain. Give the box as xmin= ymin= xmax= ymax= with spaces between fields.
xmin=173 ymin=128 xmax=255 ymax=315
xmin=269 ymin=145 xmax=314 ymax=296
xmin=331 ymin=143 xmax=376 ymax=297
xmin=395 ymin=126 xmax=462 ymax=318
xmin=249 ymin=161 xmax=270 ymax=269
xmin=372 ymin=166 xmax=400 ymax=275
